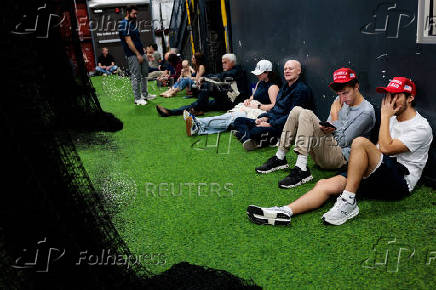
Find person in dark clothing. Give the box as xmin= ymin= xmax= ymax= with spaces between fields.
xmin=96 ymin=47 xmax=118 ymax=75
xmin=233 ymin=60 xmax=314 ymax=151
xmin=156 ymin=53 xmax=249 ymax=117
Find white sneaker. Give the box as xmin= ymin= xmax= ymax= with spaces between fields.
xmin=134 ymin=99 xmax=147 ymax=106
xmin=246 ymin=205 xmax=291 ymax=226
xmin=322 ymin=194 xmax=359 ymax=225
xmin=141 ymin=93 xmax=156 ymax=100
xmin=183 ymin=110 xmax=191 ymax=120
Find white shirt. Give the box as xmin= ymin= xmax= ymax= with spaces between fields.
xmin=389 ymin=112 xmax=433 ymax=191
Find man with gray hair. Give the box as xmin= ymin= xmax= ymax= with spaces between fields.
xmin=156 ymin=53 xmax=249 ymax=117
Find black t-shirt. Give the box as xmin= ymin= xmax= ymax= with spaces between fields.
xmin=97 ymin=54 xmax=115 ymax=66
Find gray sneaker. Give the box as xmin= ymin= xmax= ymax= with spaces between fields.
xmin=322 ymin=194 xmax=359 ymax=225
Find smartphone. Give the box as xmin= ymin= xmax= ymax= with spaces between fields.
xmin=319 ymin=121 xmax=336 ymax=129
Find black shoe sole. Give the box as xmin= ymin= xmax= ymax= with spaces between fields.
xmin=246 ymin=213 xmax=290 ymax=226
xmin=255 ymin=164 xmax=289 ymax=174
xmin=247 ymin=205 xmax=291 ymax=220
xmin=278 ymin=175 xmax=313 ymax=189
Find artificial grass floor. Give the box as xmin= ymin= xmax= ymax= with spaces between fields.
xmin=75 ymin=75 xmax=436 ymax=289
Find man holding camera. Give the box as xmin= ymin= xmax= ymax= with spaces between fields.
xmin=255 ymin=68 xmax=375 ymax=189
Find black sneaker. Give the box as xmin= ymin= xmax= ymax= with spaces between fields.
xmin=255 ymin=156 xmax=289 ymax=174
xmin=278 ymin=167 xmax=313 ymax=189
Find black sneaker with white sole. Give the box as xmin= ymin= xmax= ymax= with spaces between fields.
xmin=246 ymin=205 xmax=291 ymax=226
xmin=278 ymin=167 xmax=313 ymax=189
xmin=255 ymin=156 xmax=289 ymax=174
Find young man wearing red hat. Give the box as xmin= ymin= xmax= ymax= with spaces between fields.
xmin=246 ymin=77 xmax=433 ymax=226
xmin=255 ymin=68 xmax=375 ymax=189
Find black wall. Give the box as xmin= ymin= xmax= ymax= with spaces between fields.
xmin=230 ymin=0 xmax=436 ymax=183
xmin=230 ymin=0 xmax=435 ymax=117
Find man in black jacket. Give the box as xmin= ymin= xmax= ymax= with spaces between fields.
xmin=233 ymin=60 xmax=314 ymax=151
xmin=156 ymin=53 xmax=249 ymax=117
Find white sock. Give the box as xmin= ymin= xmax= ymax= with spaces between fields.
xmin=276 ymin=148 xmax=288 ymax=160
xmin=282 ymin=205 xmax=293 ymax=216
xmin=342 ymin=190 xmax=356 ymax=202
xmin=295 ymin=154 xmax=307 ymax=171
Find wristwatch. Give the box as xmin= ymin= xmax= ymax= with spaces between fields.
xmin=258 ymin=104 xmax=261 ymax=109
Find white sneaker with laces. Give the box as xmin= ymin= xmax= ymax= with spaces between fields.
xmin=322 ymin=194 xmax=359 ymax=225
xmin=134 ymin=99 xmax=147 ymax=106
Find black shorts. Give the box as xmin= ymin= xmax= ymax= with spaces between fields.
xmin=340 ymin=154 xmax=411 ymax=200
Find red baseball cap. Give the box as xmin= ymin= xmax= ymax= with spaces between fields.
xmin=329 ymin=68 xmax=358 ymax=89
xmin=376 ymin=77 xmax=416 ymax=96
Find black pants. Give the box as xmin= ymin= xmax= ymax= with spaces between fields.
xmin=233 ymin=117 xmax=282 ymax=145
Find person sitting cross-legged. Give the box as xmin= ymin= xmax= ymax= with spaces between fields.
xmin=161 ymin=52 xmax=206 ymax=98
xmin=247 ymin=77 xmax=433 ymax=226
xmin=255 ymin=68 xmax=376 ymax=189
xmin=95 ymin=47 xmax=118 ymax=76
xmin=184 ymin=60 xmax=280 ymax=136
xmin=232 ymin=60 xmax=315 ymax=151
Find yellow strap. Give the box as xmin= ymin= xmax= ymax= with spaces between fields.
xmin=221 ymin=0 xmax=229 ymax=52
xmin=185 ymin=0 xmax=195 ymax=55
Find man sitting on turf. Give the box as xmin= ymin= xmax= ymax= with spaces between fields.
xmin=184 ymin=59 xmax=281 ymax=136
xmin=247 ymin=77 xmax=433 ymax=226
xmin=232 ymin=60 xmax=315 ymax=151
xmin=255 ymin=68 xmax=375 ymax=189
xmin=156 ymin=53 xmax=249 ymax=117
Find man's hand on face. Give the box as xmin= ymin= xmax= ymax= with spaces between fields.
xmin=243 ymin=99 xmax=251 ymax=106
xmin=330 ymin=98 xmax=343 ymax=121
xmin=381 ymin=93 xmax=400 ymax=119
xmin=136 ymin=54 xmax=144 ymax=64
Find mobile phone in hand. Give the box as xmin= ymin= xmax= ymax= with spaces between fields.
xmin=319 ymin=121 xmax=336 ymax=129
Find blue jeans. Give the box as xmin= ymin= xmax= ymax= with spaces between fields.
xmin=196 ymin=111 xmax=247 ymax=135
xmin=174 ymin=77 xmax=194 ymax=90
xmin=96 ymin=65 xmax=118 ymax=75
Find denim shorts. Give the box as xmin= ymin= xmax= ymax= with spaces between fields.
xmin=340 ymin=154 xmax=410 ymax=200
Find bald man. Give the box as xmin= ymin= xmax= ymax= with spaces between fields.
xmin=255 ymin=67 xmax=375 ymax=189
xmin=233 ymin=60 xmax=314 ymax=151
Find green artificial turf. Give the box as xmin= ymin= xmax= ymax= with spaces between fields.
xmin=75 ymin=75 xmax=436 ymax=289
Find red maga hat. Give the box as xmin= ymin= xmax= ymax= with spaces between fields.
xmin=376 ymin=77 xmax=416 ymax=96
xmin=329 ymin=68 xmax=358 ymax=88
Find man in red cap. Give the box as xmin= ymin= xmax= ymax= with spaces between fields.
xmin=246 ymin=77 xmax=433 ymax=227
xmin=255 ymin=68 xmax=375 ymax=189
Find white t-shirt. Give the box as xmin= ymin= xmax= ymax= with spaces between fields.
xmin=389 ymin=112 xmax=433 ymax=191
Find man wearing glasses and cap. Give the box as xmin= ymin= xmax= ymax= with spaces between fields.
xmin=246 ymin=77 xmax=433 ymax=227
